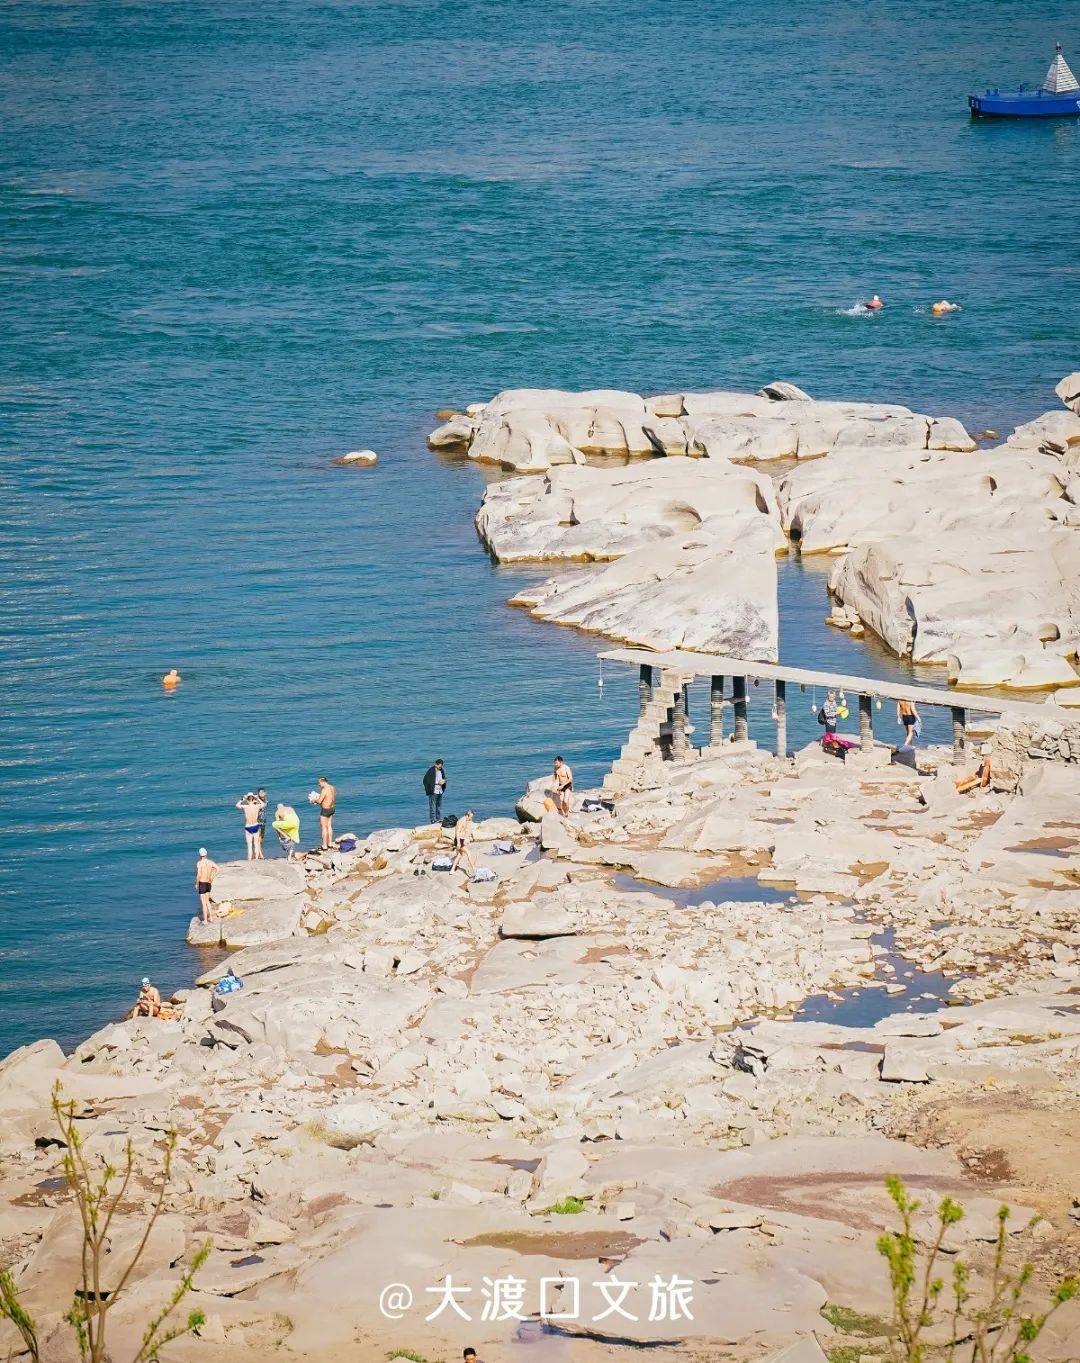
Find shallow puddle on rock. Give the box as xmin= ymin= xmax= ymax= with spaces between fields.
xmin=794 ymin=927 xmax=958 ymax=1028
xmin=611 ymin=872 xmax=792 ymax=906
xmin=459 ymin=1229 xmax=643 ymax=1261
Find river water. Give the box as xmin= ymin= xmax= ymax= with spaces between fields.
xmin=2 ymin=0 xmax=1077 ymax=1052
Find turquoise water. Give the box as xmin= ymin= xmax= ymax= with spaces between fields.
xmin=2 ymin=1 xmax=1077 ymax=1053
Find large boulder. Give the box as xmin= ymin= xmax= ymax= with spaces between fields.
xmin=430 ymin=386 xmax=958 ymax=472
xmin=1057 ymin=371 xmax=1080 ymax=416
xmin=510 ymin=517 xmax=780 ymax=657
xmin=476 ymin=458 xmax=781 ymax=563
xmin=828 ymin=530 xmax=1079 ymax=686
xmin=318 ymin=1099 xmax=386 ymax=1149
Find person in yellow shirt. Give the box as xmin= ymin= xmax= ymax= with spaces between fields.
xmin=272 ymin=803 xmax=301 ymax=859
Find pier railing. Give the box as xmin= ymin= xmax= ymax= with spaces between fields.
xmin=598 ymin=646 xmax=1063 ymax=762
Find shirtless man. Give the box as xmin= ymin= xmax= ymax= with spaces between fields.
xmin=236 ymin=791 xmax=264 ymax=861
xmin=553 ymin=755 xmax=574 ymax=816
xmin=316 ymin=776 xmax=336 ymax=849
xmin=451 ymin=809 xmax=476 ymax=875
xmin=897 ymin=698 xmax=921 ymax=749
xmin=194 ymin=848 xmax=217 ymax=922
xmin=132 ymin=977 xmax=161 ymax=1018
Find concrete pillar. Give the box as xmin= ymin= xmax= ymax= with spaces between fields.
xmin=710 ymin=675 xmax=724 ymax=747
xmin=638 ymin=664 xmax=653 ymax=716
xmin=671 ymin=685 xmax=688 ymax=759
xmin=859 ymin=694 xmax=874 ymax=752
xmin=775 ymin=680 xmax=787 ymax=758
xmin=732 ymin=676 xmax=748 ymax=742
xmin=951 ymin=706 xmax=967 ymax=762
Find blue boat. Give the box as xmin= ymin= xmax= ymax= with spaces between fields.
xmin=969 ymin=43 xmax=1080 ymax=118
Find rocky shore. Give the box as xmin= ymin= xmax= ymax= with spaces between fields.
xmin=2 ymin=373 xmax=1079 ymax=1363
xmin=435 ymin=375 xmax=1080 ymax=693
xmin=1 ymin=714 xmax=1078 ymax=1360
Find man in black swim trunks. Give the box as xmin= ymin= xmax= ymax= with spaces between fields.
xmin=316 ymin=776 xmax=336 ymax=849
xmin=194 ymin=848 xmax=217 ymax=923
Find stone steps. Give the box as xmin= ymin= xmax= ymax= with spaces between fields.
xmin=604 ymin=673 xmax=690 ymax=793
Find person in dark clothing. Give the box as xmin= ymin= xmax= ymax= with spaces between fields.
xmin=423 ymin=759 xmax=447 ymax=824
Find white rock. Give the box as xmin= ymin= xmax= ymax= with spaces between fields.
xmin=320 ymin=1099 xmax=386 ymax=1149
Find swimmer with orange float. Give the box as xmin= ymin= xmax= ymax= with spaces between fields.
xmin=931 ymin=299 xmax=960 ymax=315
xmin=162 ymin=668 xmax=181 ymax=688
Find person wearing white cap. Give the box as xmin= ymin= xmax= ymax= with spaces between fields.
xmin=131 ymin=977 xmax=161 ymax=1018
xmin=194 ymin=848 xmax=217 ymax=923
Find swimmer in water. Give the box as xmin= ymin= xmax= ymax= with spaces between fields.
xmin=162 ymin=668 xmax=181 ymax=687
xmin=866 ymin=294 xmax=884 ymax=311
xmin=931 ymin=299 xmax=959 ymax=315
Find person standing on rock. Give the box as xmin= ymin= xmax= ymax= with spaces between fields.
xmin=256 ymin=787 xmax=269 ymax=857
xmin=272 ymin=802 xmax=301 ymax=859
xmin=316 ymin=775 xmax=336 ymax=849
xmin=423 ymin=758 xmax=447 ymax=824
xmin=236 ymin=791 xmax=265 ymax=861
xmin=897 ymin=698 xmax=921 ymax=748
xmin=194 ymin=848 xmax=216 ymax=923
xmin=553 ymin=755 xmax=574 ymax=815
xmin=451 ymin=808 xmax=476 ymax=875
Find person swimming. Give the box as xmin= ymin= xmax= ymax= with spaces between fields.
xmin=866 ymin=294 xmax=884 ymax=310
xmin=162 ymin=668 xmax=181 ymax=687
xmin=931 ymin=299 xmax=959 ymax=315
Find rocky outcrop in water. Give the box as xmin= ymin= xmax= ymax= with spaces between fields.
xmin=773 ymin=394 xmax=1080 ymax=690
xmin=430 ymin=384 xmax=971 ymax=472
xmin=477 ymin=459 xmax=784 ymax=657
xmin=440 ymin=375 xmax=1079 ymax=691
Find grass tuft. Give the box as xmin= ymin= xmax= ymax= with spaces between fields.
xmin=821 ymin=1302 xmax=891 ymax=1337
xmin=542 ymin=1196 xmax=586 ymax=1215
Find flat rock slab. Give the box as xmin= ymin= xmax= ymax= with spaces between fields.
xmin=211 ymin=860 xmax=306 ymax=904
xmin=499 ymin=901 xmax=580 ymax=938
xmin=220 ymin=895 xmax=304 ymax=949
xmin=572 ymin=843 xmax=718 ymax=886
xmin=186 ymin=917 xmax=223 ymax=947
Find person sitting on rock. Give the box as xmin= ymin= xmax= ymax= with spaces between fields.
xmin=131 ymin=977 xmax=161 ymax=1018
xmin=955 ymin=749 xmax=992 ymax=795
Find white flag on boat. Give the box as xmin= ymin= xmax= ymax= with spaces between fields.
xmin=1042 ymin=44 xmax=1079 ymax=94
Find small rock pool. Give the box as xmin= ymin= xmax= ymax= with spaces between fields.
xmin=795 ymin=926 xmax=958 ymax=1028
